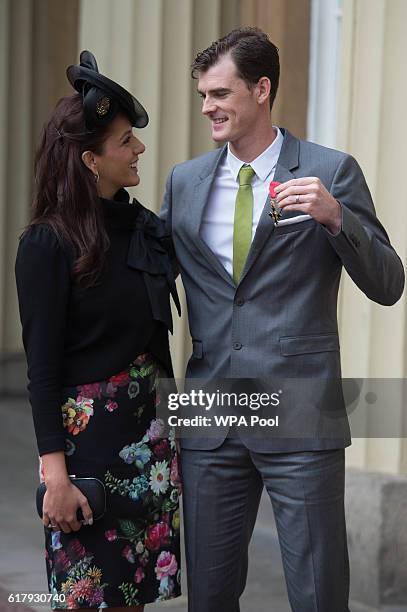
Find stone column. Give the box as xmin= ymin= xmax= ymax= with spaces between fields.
xmin=337 ymin=1 xmax=407 ymax=607
xmin=79 ymin=0 xmax=231 ymax=377
xmin=0 ymin=0 xmax=79 ymax=355
xmin=240 ymin=0 xmax=311 ymax=138
xmin=337 ymin=0 xmax=407 ymax=475
xmin=2 ymin=0 xmax=34 ymax=353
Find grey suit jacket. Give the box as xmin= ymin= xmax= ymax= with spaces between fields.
xmin=160 ymin=129 xmax=405 ymax=451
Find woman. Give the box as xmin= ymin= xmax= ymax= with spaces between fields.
xmin=15 ymin=51 xmax=181 ymax=610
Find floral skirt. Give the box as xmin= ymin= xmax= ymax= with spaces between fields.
xmin=40 ymin=353 xmax=181 ymax=609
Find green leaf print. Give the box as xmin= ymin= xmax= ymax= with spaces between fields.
xmin=130 ymin=364 xmax=156 ymax=379
xmin=162 ymin=496 xmax=178 ymax=512
xmin=118 ymin=582 xmax=139 ymax=606
xmin=142 ymin=490 xmax=154 ymax=507
xmin=117 ymin=519 xmax=144 ymax=540
xmin=104 ymin=470 xmax=149 ymax=501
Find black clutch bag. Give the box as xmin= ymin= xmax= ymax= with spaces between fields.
xmin=36 ymin=475 xmax=106 ymax=522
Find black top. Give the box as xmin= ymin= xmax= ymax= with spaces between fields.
xmin=15 ymin=190 xmax=180 ymax=456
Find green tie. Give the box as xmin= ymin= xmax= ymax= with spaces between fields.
xmin=233 ymin=164 xmax=255 ymax=284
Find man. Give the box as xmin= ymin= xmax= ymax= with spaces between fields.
xmin=160 ymin=27 xmax=404 ymax=612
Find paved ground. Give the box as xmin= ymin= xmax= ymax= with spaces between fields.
xmin=0 ymin=395 xmax=376 ymax=612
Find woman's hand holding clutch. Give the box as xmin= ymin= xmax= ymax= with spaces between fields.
xmin=40 ymin=451 xmax=93 ymax=533
xmin=42 ymin=479 xmax=94 ymax=533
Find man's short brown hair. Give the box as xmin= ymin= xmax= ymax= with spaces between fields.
xmin=191 ymin=27 xmax=280 ymax=110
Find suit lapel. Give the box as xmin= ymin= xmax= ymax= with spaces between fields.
xmin=188 ymin=145 xmax=235 ymax=287
xmin=186 ymin=130 xmax=301 ymax=288
xmin=239 ymin=129 xmax=300 ymax=284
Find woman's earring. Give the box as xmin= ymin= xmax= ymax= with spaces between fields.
xmin=94 ymin=171 xmax=100 ymax=183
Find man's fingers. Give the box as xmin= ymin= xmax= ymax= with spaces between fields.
xmin=275 ymin=177 xmax=318 ymax=192
xmin=276 ymin=184 xmax=316 ymax=203
xmin=278 ymin=197 xmax=312 ymax=211
xmin=278 ymin=196 xmax=312 ymax=209
xmin=279 ymin=204 xmax=310 ymax=214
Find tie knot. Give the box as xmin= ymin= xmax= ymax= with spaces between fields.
xmin=238 ymin=164 xmax=255 ymax=186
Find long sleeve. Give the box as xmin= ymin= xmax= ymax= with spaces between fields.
xmin=159 ymin=168 xmax=179 ymax=279
xmin=15 ymin=224 xmax=71 ymax=456
xmin=159 ymin=167 xmax=173 ymax=233
xmin=324 ymin=154 xmax=405 ymax=305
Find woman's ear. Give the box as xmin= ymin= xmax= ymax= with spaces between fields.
xmin=81 ymin=150 xmax=97 ymax=173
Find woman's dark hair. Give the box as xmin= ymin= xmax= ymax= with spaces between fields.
xmin=30 ymin=93 xmax=113 ymax=287
xmin=191 ymin=27 xmax=280 ymax=110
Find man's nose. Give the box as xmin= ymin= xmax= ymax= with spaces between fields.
xmin=202 ymin=97 xmax=216 ymax=115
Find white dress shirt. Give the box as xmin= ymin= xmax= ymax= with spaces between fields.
xmin=200 ymin=127 xmax=284 ymax=276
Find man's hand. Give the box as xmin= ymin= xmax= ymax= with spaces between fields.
xmin=275 ymin=177 xmax=342 ymax=235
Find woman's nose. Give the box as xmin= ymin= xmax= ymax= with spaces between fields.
xmin=134 ymin=138 xmax=146 ymax=155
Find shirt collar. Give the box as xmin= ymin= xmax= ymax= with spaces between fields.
xmin=227 ymin=126 xmax=284 ymax=183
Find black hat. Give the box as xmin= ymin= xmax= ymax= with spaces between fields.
xmin=66 ymin=50 xmax=149 ymax=131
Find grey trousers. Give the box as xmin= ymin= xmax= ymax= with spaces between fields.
xmin=181 ymin=437 xmax=350 ymax=612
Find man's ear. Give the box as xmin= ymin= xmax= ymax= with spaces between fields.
xmin=256 ymin=76 xmax=271 ymax=106
xmin=81 ymin=150 xmax=97 ymax=173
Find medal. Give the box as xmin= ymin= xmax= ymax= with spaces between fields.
xmin=268 ymin=181 xmax=282 ymax=225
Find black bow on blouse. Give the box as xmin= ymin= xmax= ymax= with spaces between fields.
xmin=126 ymin=202 xmax=181 ymax=334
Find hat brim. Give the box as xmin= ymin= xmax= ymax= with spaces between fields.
xmin=67 ymin=64 xmax=149 ymax=129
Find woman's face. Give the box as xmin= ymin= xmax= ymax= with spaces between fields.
xmin=94 ymin=114 xmax=145 ymax=199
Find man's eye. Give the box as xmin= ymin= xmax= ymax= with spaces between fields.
xmin=123 ymin=137 xmax=130 ymax=144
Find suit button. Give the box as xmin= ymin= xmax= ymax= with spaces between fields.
xmin=233 ymin=342 xmax=242 ymax=350
xmin=235 ymin=298 xmax=244 ymax=306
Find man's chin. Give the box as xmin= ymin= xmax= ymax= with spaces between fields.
xmin=211 ymin=131 xmax=228 ymax=144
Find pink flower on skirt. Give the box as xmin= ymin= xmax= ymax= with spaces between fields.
xmin=54 ymin=549 xmax=71 ymax=573
xmin=70 ymin=577 xmax=94 ymax=600
xmin=105 ymin=381 xmax=118 ymax=397
xmin=170 ymin=454 xmax=181 ymax=490
xmin=122 ymin=544 xmax=136 ymax=563
xmin=155 ymin=551 xmax=178 ymax=580
xmin=145 ymin=522 xmax=170 ymax=551
xmin=88 ymin=586 xmax=104 ymax=607
xmin=105 ymin=529 xmax=117 ymax=542
xmin=105 ymin=399 xmax=118 ymax=412
xmin=109 ymin=370 xmax=131 ymax=387
xmin=77 ymin=383 xmax=102 ymax=400
xmin=147 ymin=418 xmax=165 ymax=443
xmin=134 ymin=566 xmax=145 ymax=583
xmin=134 ymin=353 xmax=148 ymax=366
xmin=153 ymin=439 xmax=169 ymax=460
xmin=66 ymin=594 xmax=79 ymax=609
